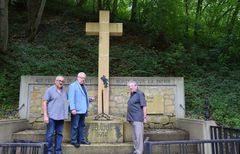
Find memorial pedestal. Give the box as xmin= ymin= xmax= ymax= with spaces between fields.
xmin=63 ymin=116 xmax=124 ymax=143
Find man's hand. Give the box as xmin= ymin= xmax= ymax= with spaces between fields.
xmin=89 ymin=97 xmax=95 ymax=102
xmin=42 ymin=100 xmax=49 ymax=123
xmin=71 ymin=109 xmax=77 ymax=115
xmin=144 ymin=117 xmax=147 ymax=123
xmin=43 ymin=115 xmax=49 ymax=124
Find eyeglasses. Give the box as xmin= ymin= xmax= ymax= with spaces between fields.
xmin=78 ymin=76 xmax=86 ymax=79
xmin=57 ymin=80 xmax=64 ymax=83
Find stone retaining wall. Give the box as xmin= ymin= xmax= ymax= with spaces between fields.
xmin=0 ymin=119 xmax=30 ymax=142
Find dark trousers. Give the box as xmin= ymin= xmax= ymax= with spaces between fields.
xmin=46 ymin=118 xmax=64 ymax=154
xmin=71 ymin=114 xmax=86 ymax=144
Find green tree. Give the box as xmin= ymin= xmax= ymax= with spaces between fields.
xmin=227 ymin=0 xmax=240 ymax=37
xmin=142 ymin=0 xmax=185 ymax=43
xmin=27 ymin=0 xmax=46 ymax=41
xmin=0 ymin=0 xmax=9 ymax=52
xmin=193 ymin=0 xmax=203 ymax=40
xmin=130 ymin=0 xmax=138 ymax=21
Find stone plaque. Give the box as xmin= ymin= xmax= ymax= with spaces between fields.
xmin=85 ymin=119 xmax=123 ymax=143
xmin=143 ymin=86 xmax=176 ymax=114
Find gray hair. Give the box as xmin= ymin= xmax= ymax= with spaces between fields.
xmin=77 ymin=72 xmax=86 ymax=77
xmin=127 ymin=80 xmax=138 ymax=86
xmin=56 ymin=75 xmax=64 ymax=80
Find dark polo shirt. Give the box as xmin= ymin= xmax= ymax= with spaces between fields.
xmin=127 ymin=90 xmax=146 ymax=122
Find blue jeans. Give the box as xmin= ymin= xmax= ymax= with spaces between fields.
xmin=71 ymin=114 xmax=86 ymax=144
xmin=46 ymin=118 xmax=64 ymax=154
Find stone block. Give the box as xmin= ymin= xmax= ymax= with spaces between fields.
xmin=63 ymin=117 xmax=123 ymax=143
xmin=86 ymin=119 xmax=123 ymax=143
xmin=123 ymin=122 xmax=132 ymax=142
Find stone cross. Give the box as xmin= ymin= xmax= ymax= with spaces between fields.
xmin=86 ymin=10 xmax=123 ymax=115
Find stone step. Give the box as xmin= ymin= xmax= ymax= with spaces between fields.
xmin=28 ymin=119 xmax=189 ymax=143
xmin=62 ymin=143 xmax=133 ymax=154
xmin=62 ymin=143 xmax=196 ymax=154
xmin=150 ymin=143 xmax=197 ymax=154
xmin=12 ymin=129 xmax=192 ymax=154
xmin=12 ymin=129 xmax=45 ymax=142
xmin=12 ymin=128 xmax=189 ymax=143
xmin=5 ymin=142 xmax=196 ymax=154
xmin=144 ymin=128 xmax=189 ymax=141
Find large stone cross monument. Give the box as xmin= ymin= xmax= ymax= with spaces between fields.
xmin=86 ymin=10 xmax=123 ymax=116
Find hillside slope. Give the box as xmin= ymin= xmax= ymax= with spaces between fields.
xmin=1 ymin=3 xmax=240 ymax=127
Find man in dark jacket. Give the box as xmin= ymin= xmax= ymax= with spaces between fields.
xmin=127 ymin=80 xmax=147 ymax=154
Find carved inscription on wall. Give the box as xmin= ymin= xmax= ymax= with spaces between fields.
xmin=93 ymin=124 xmax=113 ymax=136
xmin=142 ymin=86 xmax=176 ymax=114
xmin=86 ymin=121 xmax=123 ymax=143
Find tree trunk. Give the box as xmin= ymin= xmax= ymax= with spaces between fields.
xmin=104 ymin=0 xmax=110 ymax=10
xmin=227 ymin=0 xmax=240 ymax=37
xmin=27 ymin=0 xmax=46 ymax=41
xmin=98 ymin=0 xmax=102 ymax=11
xmin=194 ymin=0 xmax=203 ymax=39
xmin=130 ymin=0 xmax=138 ymax=21
xmin=76 ymin=0 xmax=86 ymax=7
xmin=0 ymin=0 xmax=9 ymax=52
xmin=92 ymin=0 xmax=96 ymax=13
xmin=111 ymin=0 xmax=118 ymax=21
xmin=184 ymin=0 xmax=189 ymax=38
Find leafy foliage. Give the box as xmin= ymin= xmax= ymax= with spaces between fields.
xmin=1 ymin=0 xmax=240 ymax=128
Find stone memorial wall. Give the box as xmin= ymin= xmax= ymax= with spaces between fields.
xmin=19 ymin=76 xmax=185 ymax=128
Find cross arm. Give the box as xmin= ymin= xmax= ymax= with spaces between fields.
xmin=86 ymin=23 xmax=123 ymax=36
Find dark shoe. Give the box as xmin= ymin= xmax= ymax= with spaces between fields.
xmin=80 ymin=140 xmax=91 ymax=145
xmin=71 ymin=143 xmax=80 ymax=148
